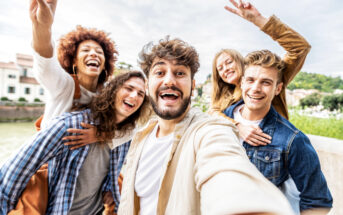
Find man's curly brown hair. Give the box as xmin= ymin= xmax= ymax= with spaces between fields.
xmin=57 ymin=25 xmax=118 ymax=86
xmin=90 ymin=71 xmax=151 ymax=140
xmin=138 ymin=36 xmax=200 ymax=79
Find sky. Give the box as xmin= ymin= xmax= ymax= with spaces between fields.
xmin=0 ymin=0 xmax=342 ymax=84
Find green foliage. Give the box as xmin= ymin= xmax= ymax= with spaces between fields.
xmin=34 ymin=98 xmax=41 ymax=102
xmin=197 ymin=87 xmax=203 ymax=97
xmin=300 ymin=93 xmax=321 ymax=109
xmin=287 ymin=72 xmax=343 ymax=92
xmin=116 ymin=61 xmax=133 ymax=70
xmin=322 ymin=94 xmax=343 ymax=111
xmin=290 ymin=113 xmax=343 ymax=140
xmin=192 ymin=96 xmax=209 ymax=112
xmin=18 ymin=97 xmax=27 ymax=102
xmin=1 ymin=97 xmax=9 ymax=101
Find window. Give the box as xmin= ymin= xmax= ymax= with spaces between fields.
xmin=25 ymin=87 xmax=31 ymax=95
xmin=23 ymin=68 xmax=27 ymax=77
xmin=8 ymin=86 xmax=15 ymax=93
xmin=39 ymin=88 xmax=44 ymax=95
xmin=8 ymin=74 xmax=16 ymax=79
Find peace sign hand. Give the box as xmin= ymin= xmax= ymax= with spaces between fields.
xmin=224 ymin=0 xmax=267 ymax=28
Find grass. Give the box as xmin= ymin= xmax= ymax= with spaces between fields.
xmin=289 ymin=113 xmax=343 ymax=140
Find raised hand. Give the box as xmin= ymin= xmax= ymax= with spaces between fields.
xmin=237 ymin=123 xmax=272 ymax=146
xmin=224 ymin=0 xmax=267 ymax=28
xmin=30 ymin=0 xmax=57 ymax=57
xmin=29 ymin=0 xmax=57 ymax=28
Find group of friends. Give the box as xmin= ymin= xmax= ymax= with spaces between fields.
xmin=0 ymin=0 xmax=333 ymax=214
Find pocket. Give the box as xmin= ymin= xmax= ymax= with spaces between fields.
xmin=255 ymin=149 xmax=281 ymax=180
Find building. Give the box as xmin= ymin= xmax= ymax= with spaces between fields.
xmin=0 ymin=54 xmax=45 ymax=103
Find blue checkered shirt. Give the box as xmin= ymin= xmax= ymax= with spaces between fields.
xmin=0 ymin=109 xmax=130 ymax=214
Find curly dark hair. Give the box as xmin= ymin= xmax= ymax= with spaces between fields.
xmin=57 ymin=25 xmax=118 ymax=86
xmin=90 ymin=71 xmax=151 ymax=140
xmin=138 ymin=36 xmax=200 ymax=79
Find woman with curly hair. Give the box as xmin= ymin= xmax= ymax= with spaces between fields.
xmin=1 ymin=71 xmax=150 ymax=215
xmin=7 ymin=0 xmax=120 ymax=214
xmin=210 ymin=0 xmax=311 ymax=146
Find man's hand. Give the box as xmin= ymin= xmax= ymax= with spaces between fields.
xmin=224 ymin=0 xmax=268 ymax=28
xmin=237 ymin=123 xmax=271 ymax=146
xmin=63 ymin=122 xmax=103 ymax=150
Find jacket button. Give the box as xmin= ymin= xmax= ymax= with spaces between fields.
xmin=265 ymin=156 xmax=270 ymax=161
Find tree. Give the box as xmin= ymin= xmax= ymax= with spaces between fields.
xmin=300 ymin=93 xmax=321 ymax=109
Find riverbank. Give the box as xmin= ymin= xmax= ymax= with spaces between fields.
xmin=0 ymin=105 xmax=44 ymax=122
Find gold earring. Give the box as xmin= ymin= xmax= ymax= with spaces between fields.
xmin=73 ymin=66 xmax=77 ymax=75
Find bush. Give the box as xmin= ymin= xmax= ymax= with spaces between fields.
xmin=322 ymin=94 xmax=343 ymax=111
xmin=1 ymin=97 xmax=9 ymax=101
xmin=18 ymin=97 xmax=27 ymax=102
xmin=300 ymin=93 xmax=321 ymax=109
xmin=34 ymin=98 xmax=41 ymax=102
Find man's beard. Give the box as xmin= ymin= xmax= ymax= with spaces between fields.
xmin=149 ymin=86 xmax=192 ymax=120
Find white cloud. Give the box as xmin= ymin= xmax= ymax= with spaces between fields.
xmin=0 ymin=0 xmax=342 ymax=82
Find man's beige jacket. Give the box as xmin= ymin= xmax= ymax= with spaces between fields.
xmin=118 ymin=108 xmax=294 ymax=215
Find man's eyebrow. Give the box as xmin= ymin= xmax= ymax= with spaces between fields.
xmin=151 ymin=61 xmax=166 ymax=69
xmin=261 ymin=78 xmax=274 ymax=82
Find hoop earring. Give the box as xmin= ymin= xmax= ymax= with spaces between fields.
xmin=73 ymin=65 xmax=77 ymax=75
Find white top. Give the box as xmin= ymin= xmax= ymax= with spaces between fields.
xmin=233 ymin=104 xmax=262 ymax=144
xmin=135 ymin=124 xmax=173 ymax=215
xmin=32 ymin=47 xmax=94 ymax=129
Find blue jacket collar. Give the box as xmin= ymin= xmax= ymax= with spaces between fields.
xmin=223 ymin=99 xmax=280 ymax=138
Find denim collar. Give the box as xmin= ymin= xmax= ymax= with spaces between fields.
xmin=224 ymin=99 xmax=279 ymax=138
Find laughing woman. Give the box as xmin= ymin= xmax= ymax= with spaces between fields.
xmin=210 ymin=0 xmax=311 ymax=146
xmin=7 ymin=0 xmax=119 ymax=214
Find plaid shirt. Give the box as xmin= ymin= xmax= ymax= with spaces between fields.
xmin=0 ymin=109 xmax=130 ymax=214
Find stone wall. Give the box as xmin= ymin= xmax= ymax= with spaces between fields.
xmin=0 ymin=105 xmax=44 ymax=121
xmin=308 ymin=135 xmax=343 ymax=214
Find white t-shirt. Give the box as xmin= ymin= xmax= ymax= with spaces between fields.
xmin=135 ymin=124 xmax=174 ymax=215
xmin=233 ymin=104 xmax=262 ymax=145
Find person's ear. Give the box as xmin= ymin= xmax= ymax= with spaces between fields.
xmin=275 ymin=82 xmax=283 ymax=96
xmin=192 ymin=79 xmax=196 ymax=96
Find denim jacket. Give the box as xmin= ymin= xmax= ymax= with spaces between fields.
xmin=223 ymin=100 xmax=333 ymax=211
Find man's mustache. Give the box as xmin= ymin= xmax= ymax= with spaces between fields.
xmin=156 ymin=86 xmax=183 ymax=98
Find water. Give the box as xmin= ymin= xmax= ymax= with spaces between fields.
xmin=0 ymin=122 xmax=36 ymax=166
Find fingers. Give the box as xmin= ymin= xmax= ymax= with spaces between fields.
xmin=36 ymin=0 xmax=49 ymax=10
xmin=62 ymin=135 xmax=82 ymax=141
xmin=229 ymin=0 xmax=239 ymax=8
xmin=80 ymin=122 xmax=95 ymax=129
xmin=66 ymin=128 xmax=85 ymax=134
xmin=224 ymin=6 xmax=238 ymax=15
xmin=46 ymin=0 xmax=58 ymax=15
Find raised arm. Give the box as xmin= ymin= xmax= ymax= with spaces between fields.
xmin=194 ymin=121 xmax=293 ymax=214
xmin=30 ymin=0 xmax=57 ymax=58
xmin=224 ymin=0 xmax=311 ymax=86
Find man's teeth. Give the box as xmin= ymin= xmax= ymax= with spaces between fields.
xmin=161 ymin=93 xmax=178 ymax=97
xmin=249 ymin=95 xmax=263 ymax=100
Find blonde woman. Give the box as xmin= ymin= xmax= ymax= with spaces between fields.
xmin=210 ymin=0 xmax=311 ymax=146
